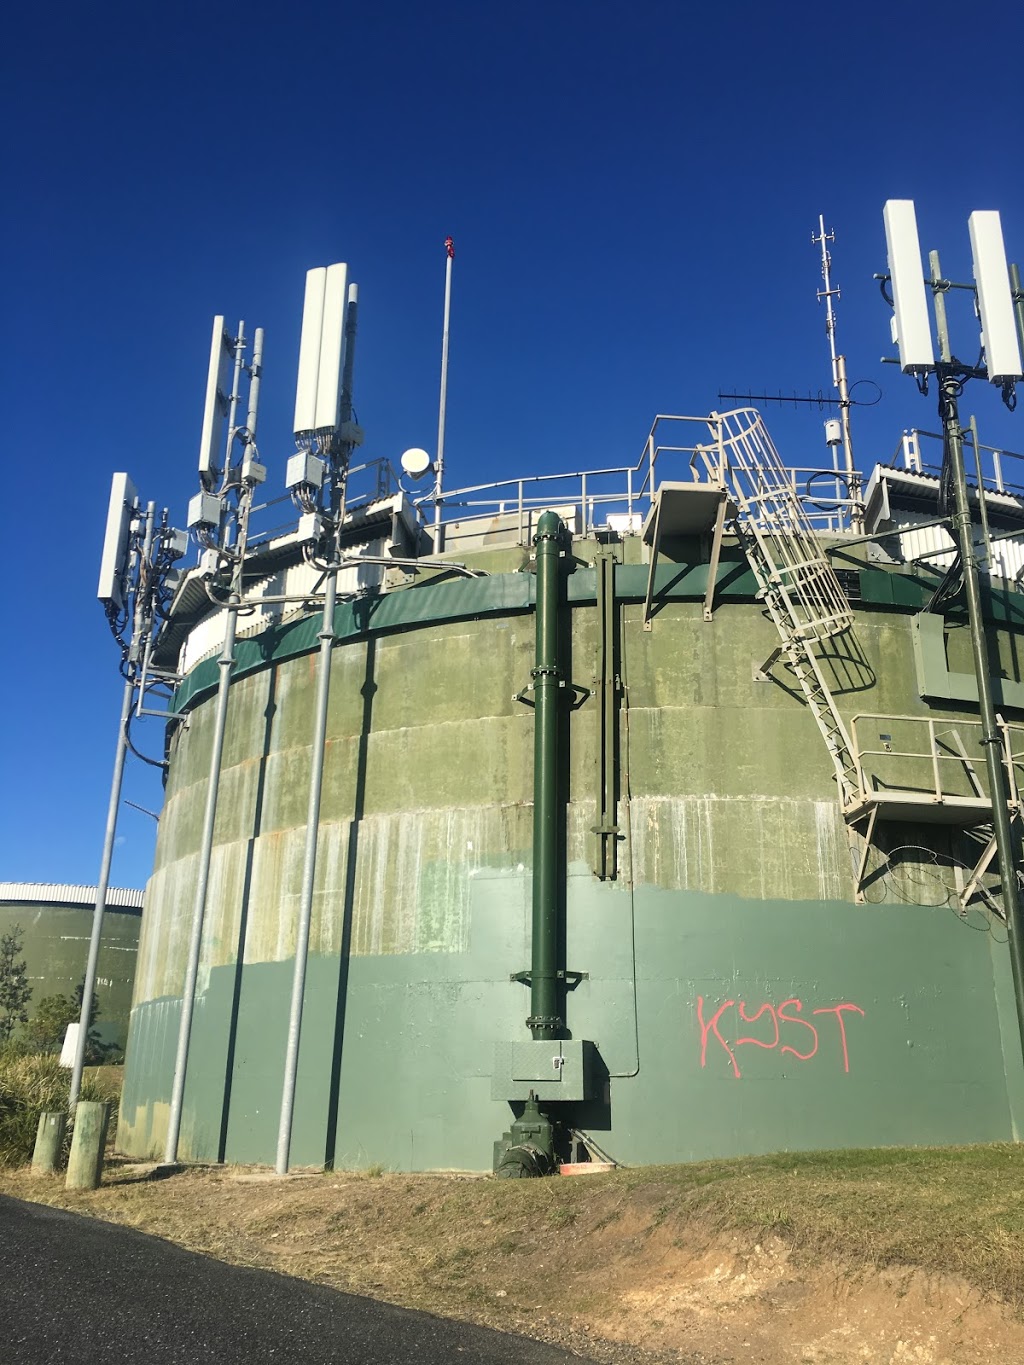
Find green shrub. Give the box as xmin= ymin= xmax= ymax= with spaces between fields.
xmin=0 ymin=1053 xmax=120 ymax=1167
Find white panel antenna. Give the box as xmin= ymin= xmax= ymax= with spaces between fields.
xmin=293 ymin=268 xmax=327 ymax=443
xmin=97 ymin=472 xmax=138 ymax=608
xmin=314 ymin=262 xmax=349 ymax=440
xmin=198 ymin=317 xmax=233 ymax=487
xmin=969 ymin=210 xmax=1023 ymax=383
xmin=883 ymin=200 xmax=935 ymax=373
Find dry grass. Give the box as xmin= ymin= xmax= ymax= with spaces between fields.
xmin=0 ymin=1056 xmax=121 ymax=1166
xmin=607 ymin=1144 xmax=1024 ymax=1302
xmin=3 ymin=1144 xmax=1024 ymax=1362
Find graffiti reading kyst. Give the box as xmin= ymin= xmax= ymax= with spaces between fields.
xmin=697 ymin=996 xmax=866 ymax=1079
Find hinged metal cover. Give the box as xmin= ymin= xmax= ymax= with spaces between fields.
xmin=492 ymin=1039 xmax=599 ymax=1102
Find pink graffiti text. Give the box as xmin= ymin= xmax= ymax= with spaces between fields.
xmin=697 ymin=997 xmax=865 ymax=1078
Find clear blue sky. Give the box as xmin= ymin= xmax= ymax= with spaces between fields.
xmin=1 ymin=1 xmax=1022 ymax=890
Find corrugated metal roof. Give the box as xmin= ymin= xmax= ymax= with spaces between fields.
xmin=0 ymin=882 xmax=144 ymax=911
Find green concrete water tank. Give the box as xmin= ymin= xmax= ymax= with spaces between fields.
xmin=0 ymin=883 xmax=143 ymax=1052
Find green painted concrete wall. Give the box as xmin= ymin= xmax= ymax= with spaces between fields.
xmin=0 ymin=903 xmax=141 ymax=1050
xmin=119 ymin=881 xmax=1023 ymax=1169
xmin=117 ymin=552 xmax=1024 ymax=1168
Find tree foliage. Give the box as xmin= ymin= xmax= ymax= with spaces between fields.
xmin=25 ymin=982 xmax=108 ymax=1062
xmin=0 ymin=927 xmax=32 ymax=1043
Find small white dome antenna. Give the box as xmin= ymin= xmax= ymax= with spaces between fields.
xmin=400 ymin=447 xmax=434 ymax=480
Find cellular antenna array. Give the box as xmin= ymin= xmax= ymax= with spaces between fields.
xmin=879 ymin=196 xmax=1024 ymax=1071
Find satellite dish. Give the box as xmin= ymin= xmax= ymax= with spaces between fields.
xmin=400 ymin=447 xmax=433 ymax=480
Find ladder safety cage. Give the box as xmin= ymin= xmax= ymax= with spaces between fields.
xmin=695 ymin=409 xmax=861 ymax=805
xmin=699 ymin=410 xmax=855 ymax=643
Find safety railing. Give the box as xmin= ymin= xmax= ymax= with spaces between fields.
xmin=413 ymin=465 xmax=641 ymax=547
xmin=848 ymin=713 xmax=1024 ymax=811
xmin=423 ymin=409 xmax=866 ymax=548
xmin=892 ymin=429 xmax=1024 ymax=498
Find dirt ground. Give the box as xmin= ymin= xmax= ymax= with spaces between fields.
xmin=0 ymin=1159 xmax=1020 ymax=1365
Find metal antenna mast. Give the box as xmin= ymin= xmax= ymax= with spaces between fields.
xmin=77 ymin=485 xmax=187 ymax=1112
xmin=813 ymin=216 xmax=862 ymax=531
xmin=719 ymin=218 xmax=870 ymax=533
xmin=277 ymin=277 xmax=361 ymax=1176
xmin=165 ymin=318 xmax=266 ymax=1165
xmin=880 ymin=198 xmax=1024 ymax=1062
xmin=433 ymin=237 xmax=455 ymax=554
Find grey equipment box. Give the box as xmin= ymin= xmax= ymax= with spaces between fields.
xmin=491 ymin=1039 xmax=600 ymax=1102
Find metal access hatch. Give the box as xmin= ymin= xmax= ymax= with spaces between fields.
xmin=491 ymin=1039 xmax=599 ymax=1102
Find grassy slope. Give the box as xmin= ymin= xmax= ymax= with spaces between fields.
xmin=1 ymin=1144 xmax=1023 ymax=1317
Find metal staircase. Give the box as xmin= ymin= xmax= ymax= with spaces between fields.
xmin=696 ymin=409 xmax=1023 ymax=912
xmin=699 ymin=410 xmax=860 ymax=805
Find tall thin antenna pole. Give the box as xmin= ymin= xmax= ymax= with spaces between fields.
xmin=276 ymin=286 xmax=360 ymax=1176
xmin=69 ymin=501 xmax=155 ymax=1112
xmin=433 ymin=238 xmax=455 ymax=554
xmin=165 ymin=323 xmax=252 ymax=1165
xmin=814 ymin=217 xmax=863 ymax=532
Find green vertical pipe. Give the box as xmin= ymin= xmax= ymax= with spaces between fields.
xmin=594 ymin=551 xmax=618 ymax=880
xmin=529 ymin=510 xmax=563 ymax=1040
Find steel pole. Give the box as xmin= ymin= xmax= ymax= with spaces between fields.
xmin=835 ymin=354 xmax=862 ymax=532
xmin=164 ymin=482 xmax=252 ymax=1164
xmin=276 ymin=288 xmax=358 ymax=1173
xmin=433 ymin=244 xmax=453 ymax=554
xmin=529 ymin=511 xmax=563 ymax=1040
xmin=940 ymin=373 xmax=1024 ymax=1053
xmin=70 ymin=501 xmax=156 ymax=1111
xmin=163 ymin=599 xmax=238 ymax=1163
xmin=68 ymin=674 xmax=134 ymax=1110
xmin=1010 ymin=265 xmax=1024 ymax=362
xmin=275 ymin=566 xmax=337 ymax=1173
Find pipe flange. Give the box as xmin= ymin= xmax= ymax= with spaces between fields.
xmin=526 ymin=1014 xmax=563 ymax=1032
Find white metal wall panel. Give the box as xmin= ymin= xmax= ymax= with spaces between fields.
xmin=892 ymin=513 xmax=1024 ymax=584
xmin=178 ymin=545 xmax=387 ymax=675
xmin=0 ymin=883 xmax=144 ymax=909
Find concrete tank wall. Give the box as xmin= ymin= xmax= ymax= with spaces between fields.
xmin=0 ymin=895 xmax=142 ymax=1050
xmin=117 ymin=544 xmax=1024 ymax=1168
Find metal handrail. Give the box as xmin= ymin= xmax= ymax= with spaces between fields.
xmin=893 ymin=429 xmax=1024 ymax=497
xmin=850 ymin=712 xmax=1024 ymax=805
xmin=427 ymin=409 xmax=864 ymax=543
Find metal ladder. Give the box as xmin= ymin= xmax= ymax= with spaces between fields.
xmin=700 ymin=410 xmax=860 ymax=806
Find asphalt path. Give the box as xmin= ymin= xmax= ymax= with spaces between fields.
xmin=0 ymin=1195 xmax=594 ymax=1364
